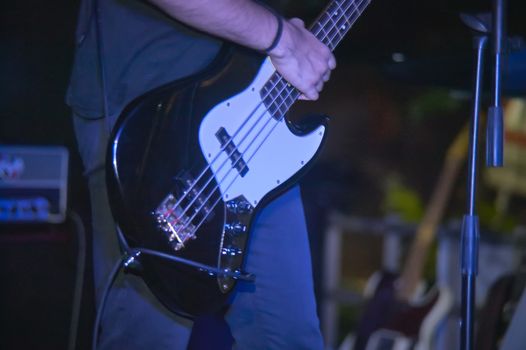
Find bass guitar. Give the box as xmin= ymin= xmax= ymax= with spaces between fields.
xmin=107 ymin=0 xmax=371 ymax=317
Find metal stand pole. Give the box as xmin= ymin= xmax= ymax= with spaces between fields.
xmin=459 ymin=1 xmax=506 ymax=347
xmin=460 ymin=35 xmax=487 ymax=350
xmin=486 ymin=0 xmax=506 ymax=167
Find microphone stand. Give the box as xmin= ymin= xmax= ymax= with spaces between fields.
xmin=460 ymin=32 xmax=486 ymax=350
xmin=459 ymin=1 xmax=506 ymax=348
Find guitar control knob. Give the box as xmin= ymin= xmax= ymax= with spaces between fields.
xmin=226 ymin=199 xmax=253 ymax=214
xmin=225 ymin=222 xmax=246 ymax=236
xmin=221 ymin=246 xmax=243 ymax=256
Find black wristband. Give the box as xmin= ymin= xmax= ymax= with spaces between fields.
xmin=264 ymin=11 xmax=283 ymax=54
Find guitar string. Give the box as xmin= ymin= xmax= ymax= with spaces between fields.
xmin=169 ymin=0 xmax=365 ymax=234
xmin=176 ymin=0 xmax=368 ymax=238
xmin=175 ymin=0 xmax=367 ymax=237
xmin=161 ymin=0 xmax=363 ymax=226
xmin=165 ymin=0 xmax=367 ymax=241
xmin=159 ymin=0 xmax=360 ymax=229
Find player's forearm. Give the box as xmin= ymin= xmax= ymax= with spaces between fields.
xmin=149 ymin=0 xmax=336 ymax=100
xmin=149 ymin=0 xmax=278 ymax=52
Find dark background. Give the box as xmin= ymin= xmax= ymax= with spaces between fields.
xmin=1 ymin=0 xmax=525 ymax=349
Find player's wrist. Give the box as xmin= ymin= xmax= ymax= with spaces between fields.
xmin=267 ymin=19 xmax=296 ymax=60
xmin=263 ymin=11 xmax=283 ymax=55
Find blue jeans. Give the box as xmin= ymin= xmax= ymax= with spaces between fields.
xmin=73 ymin=114 xmax=324 ymax=349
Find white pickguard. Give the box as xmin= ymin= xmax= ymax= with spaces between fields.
xmin=198 ymin=58 xmax=325 ymax=206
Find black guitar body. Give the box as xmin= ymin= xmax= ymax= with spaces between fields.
xmin=104 ymin=0 xmax=374 ymax=320
xmin=106 ymin=46 xmax=327 ymax=318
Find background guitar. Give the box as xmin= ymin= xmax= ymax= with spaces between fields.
xmin=353 ymin=126 xmax=469 ymax=350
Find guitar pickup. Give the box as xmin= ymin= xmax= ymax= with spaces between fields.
xmin=215 ymin=127 xmax=248 ymax=177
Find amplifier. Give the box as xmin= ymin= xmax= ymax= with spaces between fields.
xmin=0 ymin=145 xmax=69 ymax=223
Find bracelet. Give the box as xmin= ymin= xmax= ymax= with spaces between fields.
xmin=264 ymin=11 xmax=283 ymax=54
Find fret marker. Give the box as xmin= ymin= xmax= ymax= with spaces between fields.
xmin=341 ymin=24 xmax=347 ymax=30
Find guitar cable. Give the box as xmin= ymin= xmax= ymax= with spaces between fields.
xmin=91 ymin=224 xmax=255 ymax=350
xmin=67 ymin=211 xmax=87 ymax=350
xmin=91 ymin=254 xmax=123 ymax=350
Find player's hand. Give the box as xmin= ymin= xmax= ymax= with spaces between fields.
xmin=268 ymin=18 xmax=336 ymax=100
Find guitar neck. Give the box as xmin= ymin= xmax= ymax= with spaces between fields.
xmin=261 ymin=0 xmax=371 ymax=120
xmin=311 ymin=0 xmax=371 ymax=50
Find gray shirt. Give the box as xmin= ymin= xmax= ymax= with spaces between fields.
xmin=66 ymin=0 xmax=222 ymax=120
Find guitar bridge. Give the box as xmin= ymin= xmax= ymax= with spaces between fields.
xmin=154 ymin=193 xmax=197 ymax=250
xmin=153 ymin=175 xmax=214 ymax=251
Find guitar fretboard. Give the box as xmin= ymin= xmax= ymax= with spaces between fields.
xmin=261 ymin=0 xmax=371 ymax=120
